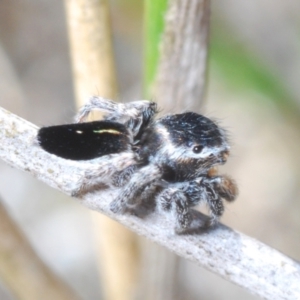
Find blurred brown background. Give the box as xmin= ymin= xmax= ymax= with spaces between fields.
xmin=0 ymin=0 xmax=299 ymax=299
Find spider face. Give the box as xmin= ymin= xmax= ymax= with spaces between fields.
xmin=137 ymin=112 xmax=230 ymax=181
xmin=37 ymin=97 xmax=237 ymax=233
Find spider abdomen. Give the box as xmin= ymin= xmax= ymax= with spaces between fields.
xmin=37 ymin=121 xmax=131 ymax=160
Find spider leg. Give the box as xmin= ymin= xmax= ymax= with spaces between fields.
xmin=139 ymin=181 xmax=162 ymax=212
xmin=203 ymin=185 xmax=224 ymax=227
xmin=111 ymin=164 xmax=138 ymax=187
xmin=156 ymin=175 xmax=236 ymax=232
xmin=74 ymin=96 xmax=157 ymax=138
xmin=110 ymin=165 xmax=161 ymax=213
xmin=213 ymin=175 xmax=238 ymax=202
xmin=178 ymin=176 xmax=225 ymax=228
xmin=122 ymin=180 xmax=161 ymax=217
xmin=156 ymin=182 xmax=202 ymax=233
xmin=71 ymin=152 xmax=136 ymax=197
xmin=74 ymin=97 xmax=120 ymax=123
xmin=173 ymin=192 xmax=193 ymax=231
xmin=159 ymin=188 xmax=193 ymax=232
xmin=201 ymin=175 xmax=237 ymax=227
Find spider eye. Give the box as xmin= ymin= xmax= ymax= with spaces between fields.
xmin=193 ymin=145 xmax=203 ymax=154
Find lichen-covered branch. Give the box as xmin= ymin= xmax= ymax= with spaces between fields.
xmin=0 ymin=106 xmax=300 ymax=300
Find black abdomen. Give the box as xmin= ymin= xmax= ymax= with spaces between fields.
xmin=37 ymin=121 xmax=130 ymax=160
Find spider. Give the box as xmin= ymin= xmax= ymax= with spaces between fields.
xmin=37 ymin=97 xmax=238 ymax=233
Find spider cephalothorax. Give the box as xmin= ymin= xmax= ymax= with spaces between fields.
xmin=37 ymin=97 xmax=237 ymax=233
xmin=136 ymin=112 xmax=230 ymax=181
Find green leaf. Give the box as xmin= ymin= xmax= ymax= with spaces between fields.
xmin=143 ymin=0 xmax=168 ymax=98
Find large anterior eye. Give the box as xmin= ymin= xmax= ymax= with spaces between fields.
xmin=193 ymin=145 xmax=203 ymax=154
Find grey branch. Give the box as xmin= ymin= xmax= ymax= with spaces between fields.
xmin=153 ymin=0 xmax=210 ymax=112
xmin=0 ymin=106 xmax=299 ymax=300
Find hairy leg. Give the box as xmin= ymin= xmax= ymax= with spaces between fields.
xmin=156 ymin=175 xmax=237 ymax=232
xmin=200 ymin=175 xmax=237 ymax=227
xmin=110 ymin=165 xmax=161 ymax=213
xmin=74 ymin=96 xmax=157 ymax=138
xmin=71 ymin=152 xmax=136 ymax=197
xmin=111 ymin=164 xmax=138 ymax=187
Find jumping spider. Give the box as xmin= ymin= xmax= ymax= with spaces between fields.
xmin=37 ymin=97 xmax=237 ymax=233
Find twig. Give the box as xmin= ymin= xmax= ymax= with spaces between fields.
xmin=1 ymin=107 xmax=300 ymax=300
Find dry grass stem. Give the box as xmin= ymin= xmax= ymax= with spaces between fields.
xmin=64 ymin=1 xmax=138 ymax=298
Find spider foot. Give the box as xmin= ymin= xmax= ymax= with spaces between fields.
xmin=110 ymin=198 xmax=127 ymax=214
xmin=71 ymin=184 xmax=87 ymax=198
xmin=71 ymin=182 xmax=109 ymax=198
xmin=174 ymin=210 xmax=216 ymax=234
xmin=112 ymin=165 xmax=138 ymax=187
